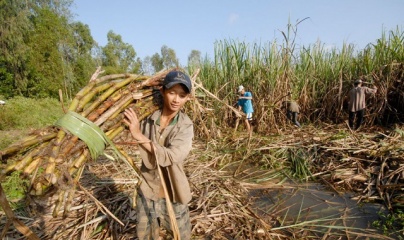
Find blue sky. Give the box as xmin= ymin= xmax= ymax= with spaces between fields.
xmin=71 ymin=0 xmax=404 ymax=66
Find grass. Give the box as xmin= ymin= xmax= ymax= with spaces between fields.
xmin=0 ymin=97 xmax=66 ymax=209
xmin=0 ymin=129 xmax=31 ymax=150
xmin=0 ymin=96 xmax=65 ymax=131
xmin=0 ymin=96 xmax=66 ymax=149
xmin=1 ymin=171 xmax=29 ymax=202
xmin=373 ymin=209 xmax=404 ymax=238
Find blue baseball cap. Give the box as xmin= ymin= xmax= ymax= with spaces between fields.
xmin=163 ymin=71 xmax=192 ymax=93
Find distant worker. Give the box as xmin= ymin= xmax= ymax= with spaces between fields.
xmin=282 ymin=100 xmax=301 ymax=128
xmin=236 ymin=85 xmax=254 ymax=133
xmin=347 ymin=79 xmax=377 ymax=130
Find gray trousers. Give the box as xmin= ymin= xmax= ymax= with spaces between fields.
xmin=287 ymin=110 xmax=301 ymax=128
xmin=136 ymin=193 xmax=191 ymax=239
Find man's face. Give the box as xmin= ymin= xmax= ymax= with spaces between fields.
xmin=161 ymin=84 xmax=190 ymax=113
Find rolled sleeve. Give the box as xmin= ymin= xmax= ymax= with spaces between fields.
xmin=139 ymin=147 xmax=157 ymax=169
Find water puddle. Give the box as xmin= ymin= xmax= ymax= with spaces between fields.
xmin=250 ymin=182 xmax=390 ymax=239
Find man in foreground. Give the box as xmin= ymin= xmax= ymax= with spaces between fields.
xmin=124 ymin=70 xmax=194 ymax=239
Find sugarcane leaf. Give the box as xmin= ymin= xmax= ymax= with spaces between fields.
xmin=55 ymin=111 xmax=108 ymax=160
xmin=54 ymin=111 xmax=130 ymax=171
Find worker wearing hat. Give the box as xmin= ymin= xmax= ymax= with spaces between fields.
xmin=236 ymin=85 xmax=254 ymax=133
xmin=124 ymin=70 xmax=193 ymax=239
xmin=347 ymin=79 xmax=377 ymax=130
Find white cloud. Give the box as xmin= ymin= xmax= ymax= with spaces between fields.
xmin=228 ymin=13 xmax=239 ymax=24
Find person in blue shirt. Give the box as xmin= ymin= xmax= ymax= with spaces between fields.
xmin=237 ymin=85 xmax=254 ymax=133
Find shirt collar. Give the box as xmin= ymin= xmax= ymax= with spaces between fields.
xmin=156 ymin=112 xmax=179 ymax=126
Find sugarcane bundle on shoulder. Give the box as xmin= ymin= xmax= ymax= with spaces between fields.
xmin=0 ymin=68 xmax=177 ymax=216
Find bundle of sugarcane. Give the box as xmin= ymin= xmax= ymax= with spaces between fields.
xmin=0 ymin=67 xmax=182 ymax=219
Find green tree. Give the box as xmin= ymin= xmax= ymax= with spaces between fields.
xmin=151 ymin=53 xmax=163 ymax=73
xmin=0 ymin=0 xmax=32 ymax=97
xmin=26 ymin=6 xmax=73 ymax=97
xmin=101 ymin=30 xmax=137 ymax=74
xmin=149 ymin=45 xmax=179 ymax=73
xmin=161 ymin=45 xmax=179 ymax=69
xmin=188 ymin=50 xmax=202 ymax=69
xmin=69 ymin=22 xmax=97 ymax=94
xmin=132 ymin=57 xmax=142 ymax=74
xmin=0 ymin=0 xmax=90 ymax=98
xmin=141 ymin=56 xmax=154 ymax=75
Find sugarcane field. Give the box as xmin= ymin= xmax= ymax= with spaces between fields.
xmin=1 ymin=54 xmax=404 ymax=239
xmin=1 ymin=2 xmax=404 ymax=238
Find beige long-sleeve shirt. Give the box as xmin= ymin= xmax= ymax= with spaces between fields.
xmin=138 ymin=109 xmax=194 ymax=204
xmin=288 ymin=101 xmax=300 ymax=113
xmin=282 ymin=101 xmax=300 ymax=113
xmin=348 ymin=86 xmax=377 ymax=112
